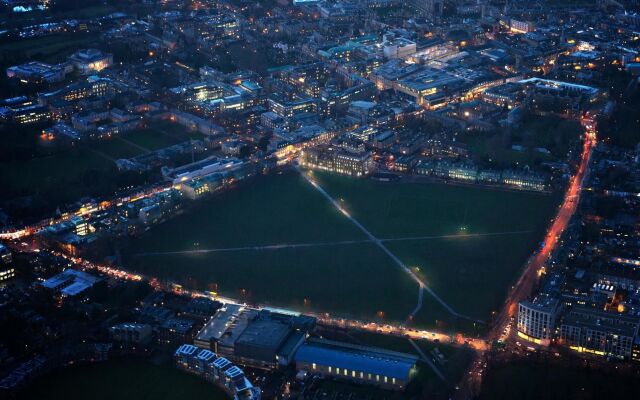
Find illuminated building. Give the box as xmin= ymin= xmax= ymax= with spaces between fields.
xmin=517 ymin=297 xmax=559 ymax=346
xmin=382 ymin=37 xmax=416 ymax=59
xmin=300 ymin=146 xmax=374 ymax=177
xmin=0 ymin=266 xmax=15 ymax=282
xmin=68 ymin=49 xmax=113 ymax=75
xmin=394 ymin=69 xmax=462 ymax=106
xmin=59 ymin=78 xmax=112 ymax=102
xmin=509 ymin=19 xmax=535 ymax=34
xmin=501 ymin=170 xmax=547 ymax=191
xmin=6 ymin=61 xmax=68 ymax=84
xmin=178 ymin=174 xmax=224 ymax=200
xmin=0 ymin=244 xmax=14 ymax=282
xmin=162 ymin=156 xmax=244 ymax=185
xmin=267 ymin=95 xmax=317 ymax=118
xmin=194 ymin=305 xmax=314 ymax=370
xmin=11 ymin=104 xmax=50 ymax=125
xmin=175 ymin=344 xmax=261 ymax=400
xmin=0 ymin=244 xmax=12 ymax=264
xmin=416 ymin=160 xmax=478 ymax=182
xmin=559 ymin=307 xmax=640 ymax=360
xmin=170 ymin=83 xmax=226 ymax=103
xmin=294 ymin=338 xmax=418 ymax=391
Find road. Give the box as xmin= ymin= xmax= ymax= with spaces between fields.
xmin=39 ymin=247 xmax=488 ymax=352
xmin=453 ymin=118 xmax=597 ymax=399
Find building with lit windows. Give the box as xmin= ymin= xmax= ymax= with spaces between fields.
xmin=267 ymin=95 xmax=317 ymax=118
xmin=6 ymin=61 xmax=69 ymax=84
xmin=517 ymin=296 xmax=560 ymax=346
xmin=501 ymin=169 xmax=547 ymax=191
xmin=0 ymin=244 xmax=15 ymax=282
xmin=509 ymin=19 xmax=535 ymax=34
xmin=194 ymin=306 xmax=314 ymax=370
xmin=175 ymin=344 xmax=261 ymax=400
xmin=68 ymin=49 xmax=113 ymax=75
xmin=294 ymin=338 xmax=418 ymax=391
xmin=559 ymin=307 xmax=640 ymax=360
xmin=382 ymin=37 xmax=416 ymax=59
xmin=300 ymin=146 xmax=373 ymax=177
xmin=0 ymin=266 xmax=15 ymax=282
xmin=0 ymin=244 xmax=12 ymax=264
xmin=177 ymin=174 xmax=224 ymax=200
xmin=11 ymin=104 xmax=50 ymax=125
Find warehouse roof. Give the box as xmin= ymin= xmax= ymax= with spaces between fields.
xmin=294 ymin=339 xmax=417 ymax=380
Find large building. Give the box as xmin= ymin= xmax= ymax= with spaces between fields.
xmin=300 ymin=146 xmax=374 ymax=177
xmin=559 ymin=307 xmax=640 ymax=360
xmin=517 ymin=296 xmax=560 ymax=346
xmin=6 ymin=61 xmax=69 ymax=84
xmin=68 ymin=49 xmax=113 ymax=75
xmin=294 ymin=338 xmax=418 ymax=391
xmin=194 ymin=305 xmax=314 ymax=370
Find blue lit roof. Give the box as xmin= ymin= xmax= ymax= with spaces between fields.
xmin=294 ymin=339 xmax=417 ymax=380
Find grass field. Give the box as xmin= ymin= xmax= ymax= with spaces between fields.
xmin=0 ymin=34 xmax=98 ymax=65
xmin=313 ymin=173 xmax=561 ymax=322
xmin=123 ymin=172 xmax=419 ymax=320
xmin=0 ymin=122 xmax=203 ymax=217
xmin=121 ymin=170 xmax=561 ymax=327
xmin=19 ymin=361 xmax=229 ymax=400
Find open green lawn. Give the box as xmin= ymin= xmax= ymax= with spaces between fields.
xmin=387 ymin=233 xmax=545 ymax=320
xmin=19 ymin=361 xmax=229 ymax=400
xmin=123 ymin=172 xmax=419 ymax=320
xmin=121 ymin=170 xmax=560 ymax=326
xmin=130 ymin=243 xmax=418 ymax=320
xmin=0 ymin=147 xmax=114 ymax=200
xmin=313 ymin=173 xmax=561 ymax=323
xmin=0 ymin=34 xmax=98 ymax=65
xmin=0 ymin=121 xmax=202 ymax=217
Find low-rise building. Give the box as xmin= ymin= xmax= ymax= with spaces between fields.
xmin=294 ymin=338 xmax=418 ymax=391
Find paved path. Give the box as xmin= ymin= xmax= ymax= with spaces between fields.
xmin=134 ymin=231 xmax=535 ymax=257
xmin=299 ymin=170 xmax=485 ymax=324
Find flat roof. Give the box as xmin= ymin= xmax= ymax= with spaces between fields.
xmin=235 ymin=318 xmax=291 ymax=350
xmin=294 ymin=339 xmax=417 ymax=380
xmin=196 ymin=304 xmax=243 ymax=343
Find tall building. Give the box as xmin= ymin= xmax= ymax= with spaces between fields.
xmin=517 ymin=296 xmax=560 ymax=346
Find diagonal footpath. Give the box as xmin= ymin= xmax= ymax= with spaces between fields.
xmin=299 ymin=169 xmax=483 ymax=324
xmin=408 ymin=338 xmax=447 ymax=383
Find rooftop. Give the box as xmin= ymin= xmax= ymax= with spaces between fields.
xmin=294 ymin=338 xmax=418 ymax=380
